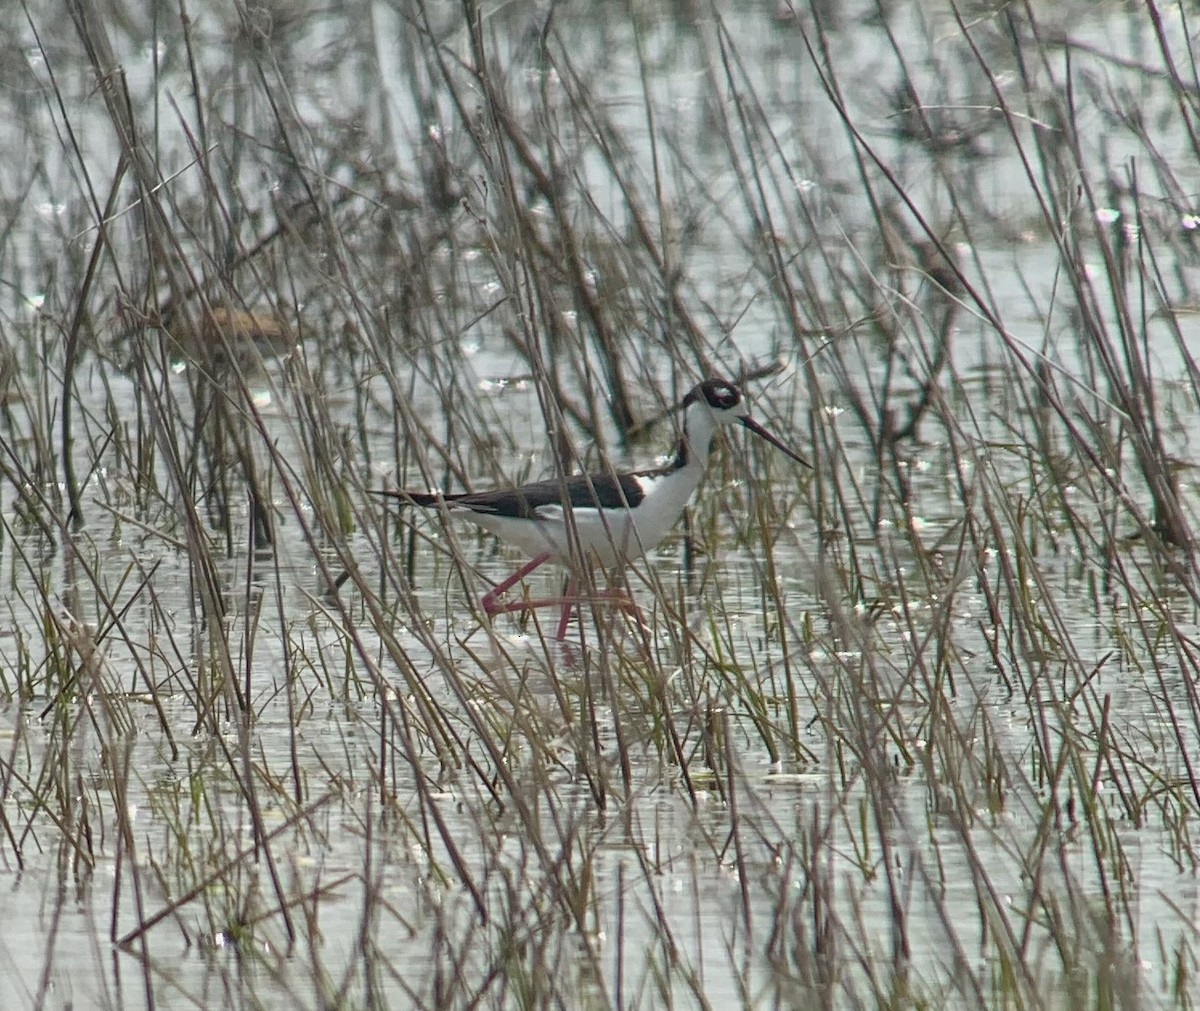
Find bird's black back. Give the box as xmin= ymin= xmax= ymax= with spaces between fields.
xmin=377 ymin=468 xmax=661 ymax=519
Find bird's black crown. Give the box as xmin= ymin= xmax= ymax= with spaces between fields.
xmin=685 ymin=378 xmax=742 ymax=411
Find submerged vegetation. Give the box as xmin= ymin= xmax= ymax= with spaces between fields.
xmin=2 ymin=0 xmax=1200 ymax=1006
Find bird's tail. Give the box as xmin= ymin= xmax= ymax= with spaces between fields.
xmin=372 ymin=489 xmax=457 ymax=508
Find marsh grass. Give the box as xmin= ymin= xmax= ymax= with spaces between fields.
xmin=2 ymin=0 xmax=1200 ymax=1007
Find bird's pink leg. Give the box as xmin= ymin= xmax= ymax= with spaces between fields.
xmin=482 ymin=588 xmax=584 ymax=634
xmin=478 ymin=560 xmax=647 ymax=644
xmin=480 ymin=553 xmax=553 ymax=616
xmin=554 ymin=581 xmax=577 ymax=641
xmin=546 ymin=586 xmax=648 ymax=641
xmin=593 ymin=587 xmax=647 ymax=631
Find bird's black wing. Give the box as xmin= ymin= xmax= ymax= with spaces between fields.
xmin=379 ymin=470 xmax=652 ymax=519
xmin=457 ymin=471 xmax=650 ymax=518
xmin=376 ymin=463 xmax=676 ymax=516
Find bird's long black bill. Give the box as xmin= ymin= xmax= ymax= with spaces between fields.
xmin=740 ymin=416 xmax=812 ymax=468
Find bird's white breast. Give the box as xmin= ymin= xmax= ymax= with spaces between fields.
xmin=456 ymin=464 xmax=705 ymax=569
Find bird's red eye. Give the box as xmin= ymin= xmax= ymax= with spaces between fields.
xmin=692 ymin=379 xmax=742 ymax=410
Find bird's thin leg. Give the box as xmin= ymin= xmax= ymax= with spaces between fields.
xmin=593 ymin=587 xmax=647 ymax=629
xmin=589 ymin=584 xmax=652 ymax=653
xmin=548 ymin=586 xmax=648 ymax=642
xmin=554 ymin=581 xmax=577 ymax=641
xmin=479 ymin=563 xmax=642 ymax=643
xmin=480 ymin=552 xmax=553 ymax=616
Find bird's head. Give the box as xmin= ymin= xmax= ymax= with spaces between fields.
xmin=682 ymin=378 xmax=810 ymax=467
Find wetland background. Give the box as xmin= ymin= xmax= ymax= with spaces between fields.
xmin=3 ymin=0 xmax=1200 ymax=1007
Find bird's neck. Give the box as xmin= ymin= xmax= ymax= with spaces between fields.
xmin=668 ymin=408 xmax=717 ymax=473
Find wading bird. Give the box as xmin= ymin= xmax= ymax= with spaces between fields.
xmin=378 ymin=378 xmax=809 ymax=640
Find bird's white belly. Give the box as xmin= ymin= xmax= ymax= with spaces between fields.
xmin=458 ymin=465 xmax=703 ymax=570
xmin=467 ymin=507 xmax=640 ymax=568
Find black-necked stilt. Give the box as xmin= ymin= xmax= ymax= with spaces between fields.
xmin=378 ymin=378 xmax=809 ymax=640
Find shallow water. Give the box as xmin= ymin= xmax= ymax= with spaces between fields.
xmin=4 ymin=0 xmax=1200 ymax=1008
